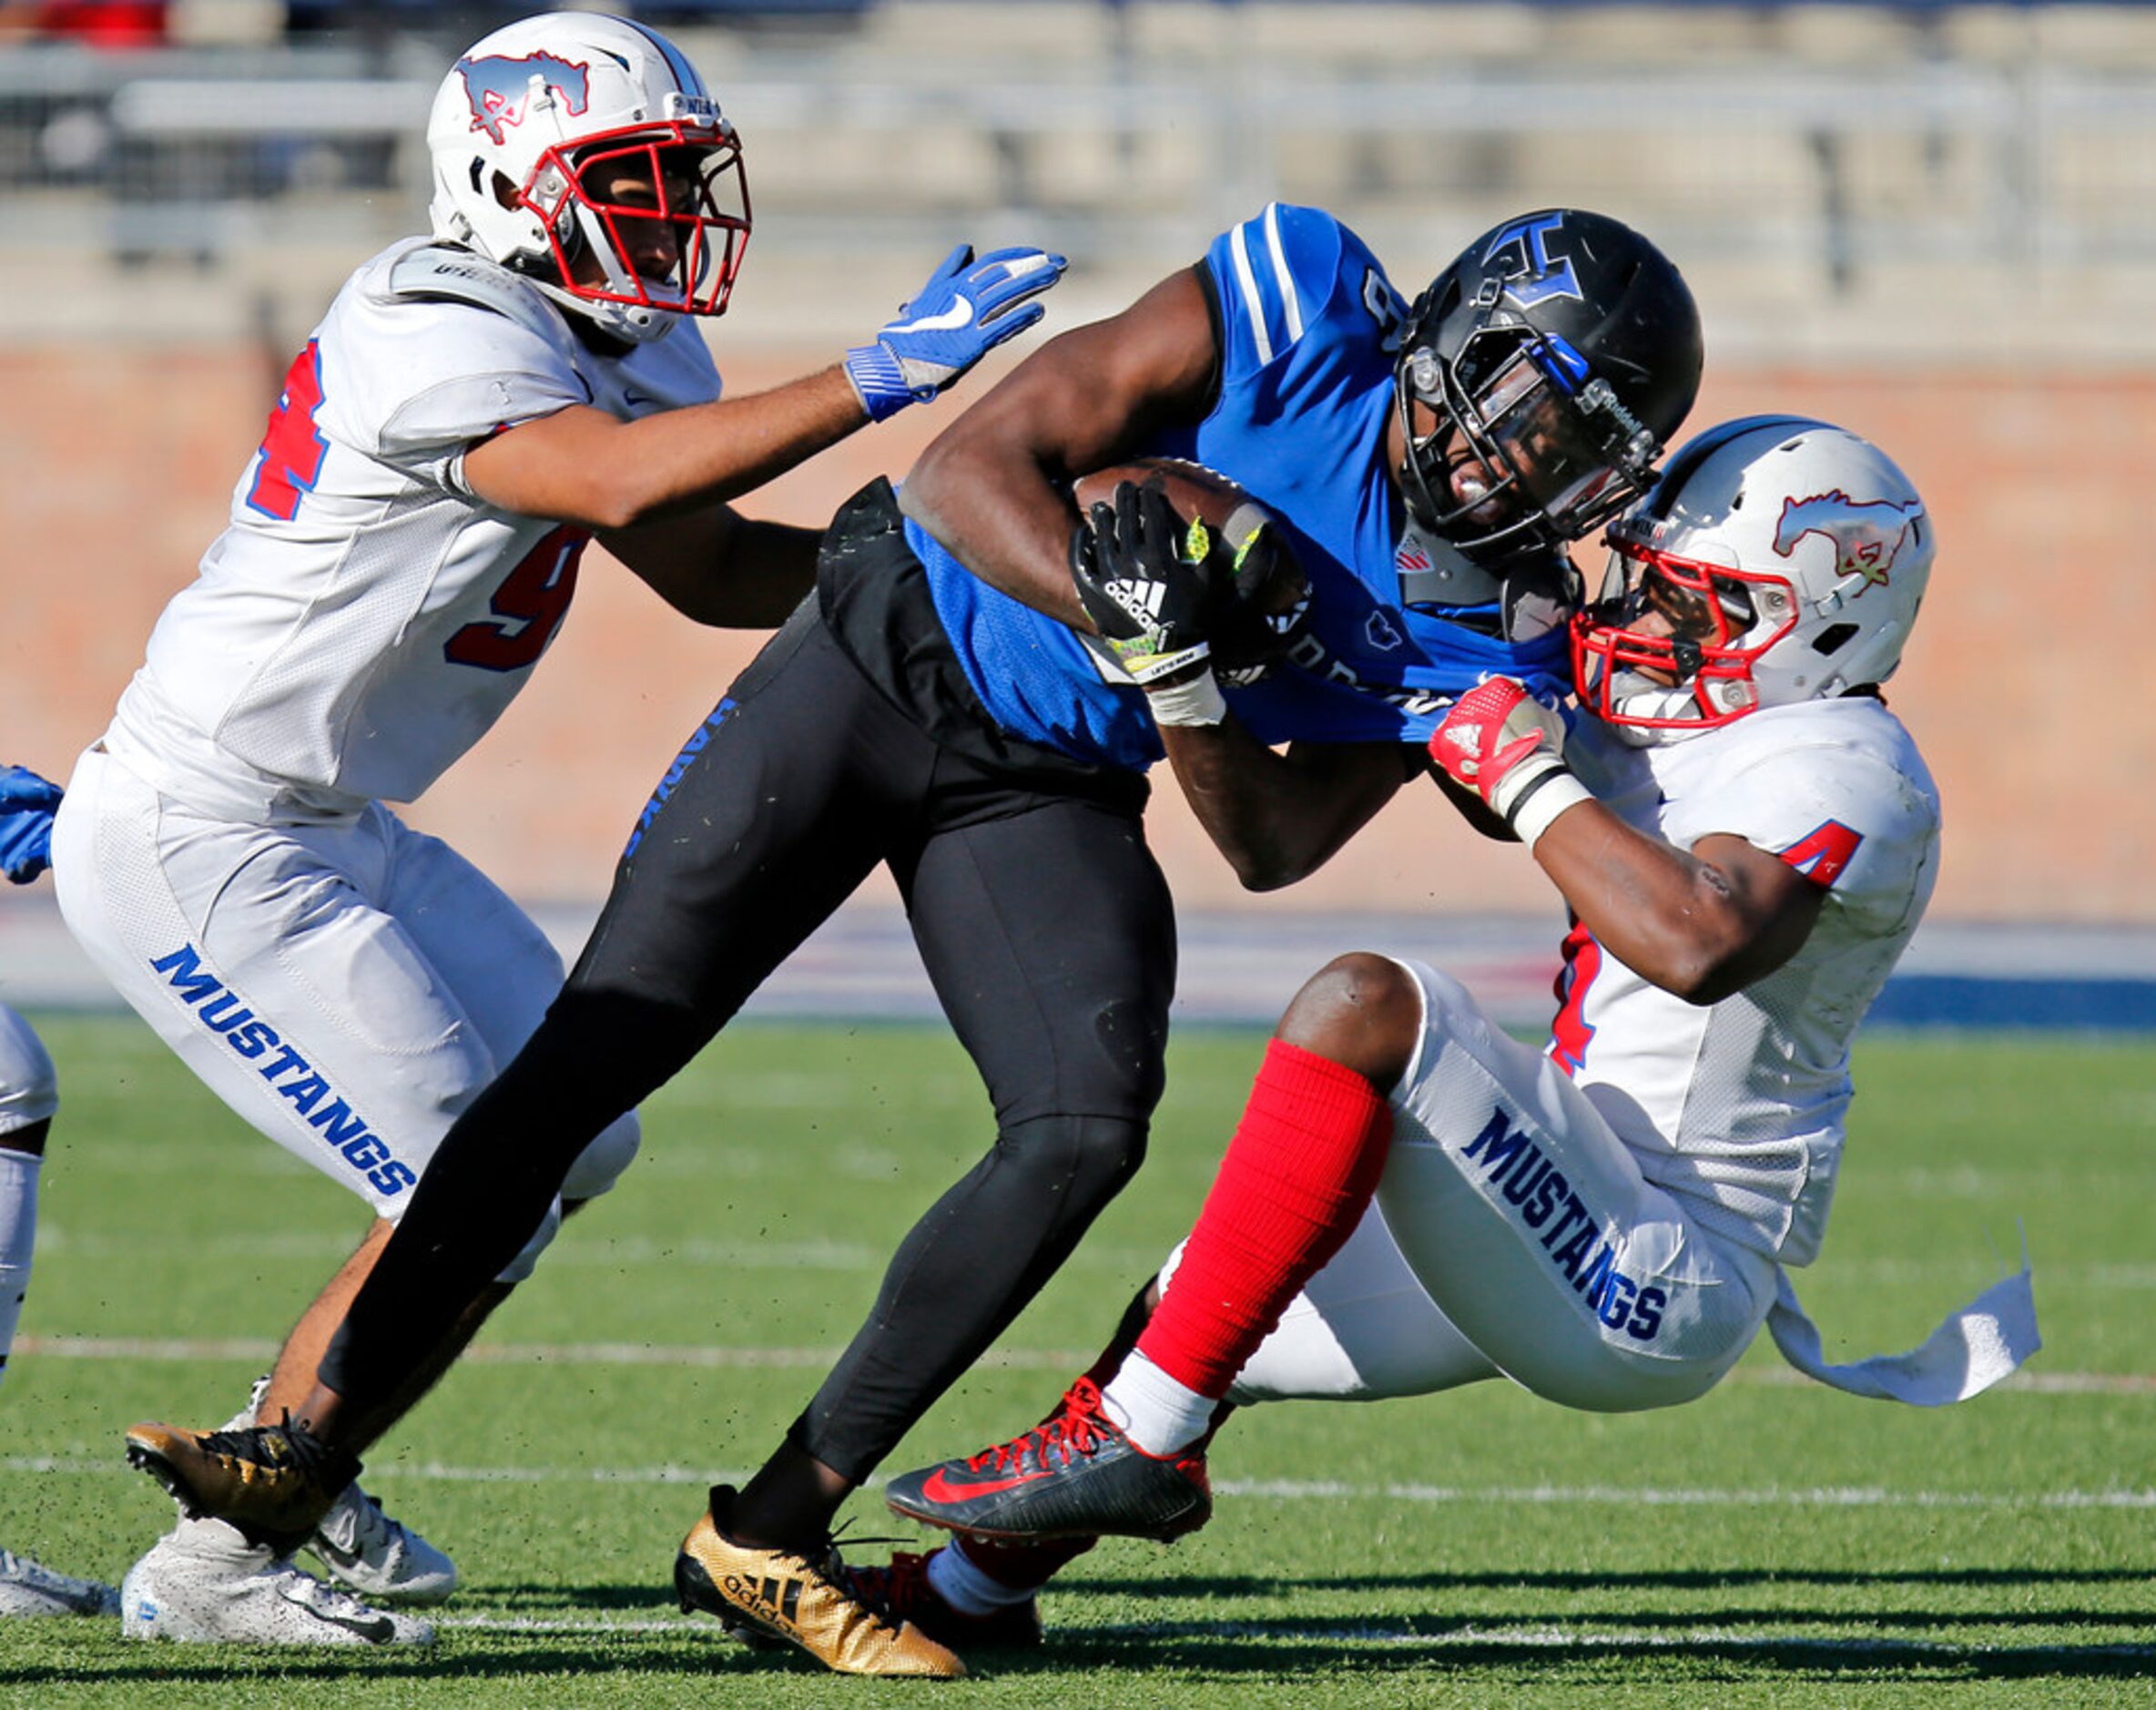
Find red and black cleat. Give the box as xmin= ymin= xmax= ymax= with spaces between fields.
xmin=884 ymin=1379 xmax=1210 ymax=1544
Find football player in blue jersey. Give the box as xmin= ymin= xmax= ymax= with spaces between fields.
xmin=124 ymin=206 xmax=1703 ymax=1677
xmin=879 ymin=419 xmax=2029 ymax=1631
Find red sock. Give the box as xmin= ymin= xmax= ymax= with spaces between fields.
xmin=1134 ymin=1038 xmax=1391 ymax=1398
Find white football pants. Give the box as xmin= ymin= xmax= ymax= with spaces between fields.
xmin=1198 ymin=960 xmax=1779 ymax=1415
xmin=52 ymin=747 xmax=636 ymax=1278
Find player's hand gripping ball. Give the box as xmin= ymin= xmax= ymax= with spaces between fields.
xmin=1069 ymin=458 xmax=1307 ymax=687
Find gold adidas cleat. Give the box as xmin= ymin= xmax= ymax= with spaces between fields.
xmin=674 ymin=1485 xmax=966 ymax=1678
xmin=124 ymin=1418 xmax=357 ymax=1548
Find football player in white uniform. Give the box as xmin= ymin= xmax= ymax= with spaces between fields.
xmin=876 ymin=419 xmax=2039 ymax=1642
xmin=48 ymin=9 xmax=1063 ymax=1646
xmin=0 ymin=767 xmax=121 ymax=1619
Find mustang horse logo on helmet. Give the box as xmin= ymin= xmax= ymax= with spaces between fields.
xmin=457 ymin=51 xmax=592 ymax=146
xmin=1774 ymin=489 xmax=1924 ymax=589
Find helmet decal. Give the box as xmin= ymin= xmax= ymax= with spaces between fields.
xmin=1479 ymin=213 xmax=1583 ymax=310
xmin=1774 ymin=490 xmax=1924 ymax=589
xmin=1392 ymin=209 xmax=1700 ymax=560
xmin=456 ymin=52 xmax=591 ymax=146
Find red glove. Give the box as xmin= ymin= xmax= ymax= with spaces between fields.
xmin=1429 ymin=677 xmax=1592 ymax=850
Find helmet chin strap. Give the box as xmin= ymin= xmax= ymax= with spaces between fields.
xmin=493 ymin=210 xmax=682 ymax=346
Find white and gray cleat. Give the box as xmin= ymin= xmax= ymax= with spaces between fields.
xmin=0 ymin=1548 xmax=121 ymax=1617
xmin=120 ymin=1516 xmax=434 ymax=1645
xmin=306 ymin=1482 xmax=458 ymax=1605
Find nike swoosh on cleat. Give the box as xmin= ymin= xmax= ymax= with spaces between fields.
xmin=308 ymin=1534 xmax=364 ymax=1571
xmin=882 ymin=300 xmax=975 ymax=337
xmin=279 ymin=1588 xmax=392 ymax=1642
xmin=917 ymin=1467 xmax=1053 ymax=1503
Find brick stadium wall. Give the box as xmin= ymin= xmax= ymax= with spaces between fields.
xmin=3 ymin=345 xmax=2145 ymax=922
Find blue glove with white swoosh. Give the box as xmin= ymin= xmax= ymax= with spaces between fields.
xmin=0 ymin=764 xmax=63 ymax=885
xmin=844 ymin=243 xmax=1068 ymax=422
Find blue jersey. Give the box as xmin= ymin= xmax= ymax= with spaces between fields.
xmin=914 ymin=202 xmax=1571 ymax=772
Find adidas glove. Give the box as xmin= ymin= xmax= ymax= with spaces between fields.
xmin=844 ymin=243 xmax=1068 ymax=422
xmin=1429 ymin=677 xmax=1592 ymax=852
xmin=1205 ymin=510 xmax=1308 ymax=687
xmin=1070 ymin=479 xmax=1220 ymax=707
xmin=0 ymin=764 xmax=62 ymax=885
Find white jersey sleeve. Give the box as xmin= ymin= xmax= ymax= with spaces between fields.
xmin=1553 ymin=699 xmax=1940 ymax=1267
xmin=1657 ymin=699 xmax=1937 ymax=943
xmin=350 ymin=290 xmax=586 ymax=482
xmin=103 ymin=239 xmax=721 ymax=821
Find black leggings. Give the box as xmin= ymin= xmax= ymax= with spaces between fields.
xmin=324 ymin=601 xmax=1175 ymax=1480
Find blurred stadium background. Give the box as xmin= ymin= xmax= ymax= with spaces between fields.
xmin=2 ymin=0 xmax=2151 ymax=1024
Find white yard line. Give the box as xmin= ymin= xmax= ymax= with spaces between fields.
xmin=1112 ymin=1623 xmax=2156 ymax=1660
xmin=7 ymin=1450 xmax=2153 ymax=1512
xmin=413 ymin=1613 xmax=2156 ymax=1661
xmin=18 ymin=1333 xmax=2156 ymax=1394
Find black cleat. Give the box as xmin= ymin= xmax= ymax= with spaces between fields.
xmin=885 ymin=1378 xmax=1210 ymax=1544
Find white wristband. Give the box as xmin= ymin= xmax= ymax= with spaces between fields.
xmin=1145 ymin=670 xmax=1228 ymax=728
xmin=1507 ymin=768 xmax=1594 ymax=853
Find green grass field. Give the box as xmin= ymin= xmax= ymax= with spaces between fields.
xmin=1 ymin=1011 xmax=2151 ymax=1706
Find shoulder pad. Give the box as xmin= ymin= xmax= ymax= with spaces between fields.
xmin=1395 ymin=524 xmax=1503 ymax=609
xmin=385 ymin=246 xmax=565 ymax=347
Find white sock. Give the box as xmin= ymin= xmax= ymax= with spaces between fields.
xmin=161 ymin=1515 xmax=275 ymax=1567
xmin=0 ymin=1147 xmax=39 ymax=1394
xmin=219 ymin=1372 xmax=273 ymax=1433
xmin=1099 ymin=1349 xmax=1215 ymax=1457
xmin=924 ymin=1541 xmax=1039 ymax=1614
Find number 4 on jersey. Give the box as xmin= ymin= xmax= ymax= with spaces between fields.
xmin=245 ymin=341 xmax=330 ymax=521
xmin=1781 ymin=819 xmax=1865 ymax=888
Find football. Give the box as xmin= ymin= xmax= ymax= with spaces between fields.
xmin=1070 ymin=456 xmax=1266 ymax=549
xmin=1070 ymin=457 xmax=1307 ymax=680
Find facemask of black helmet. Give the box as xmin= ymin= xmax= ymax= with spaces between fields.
xmin=1395 ymin=313 xmax=1663 ymax=562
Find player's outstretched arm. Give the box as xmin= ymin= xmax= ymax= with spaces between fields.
xmin=462 ymin=243 xmax=1067 ymax=533
xmin=598 ymin=505 xmax=822 ymax=627
xmin=1429 ymin=681 xmax=1822 ymax=1002
xmin=463 ymin=369 xmax=861 ymax=531
xmin=899 ymin=265 xmax=1221 ymax=628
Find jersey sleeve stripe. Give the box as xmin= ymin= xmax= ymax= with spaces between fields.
xmin=1226 ymin=203 xmax=1306 ymax=367
xmin=1261 ymin=202 xmax=1305 ymax=345
xmin=1226 ymin=220 xmax=1275 ymax=366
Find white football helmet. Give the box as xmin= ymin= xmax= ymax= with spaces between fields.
xmin=426 ymin=12 xmax=750 ymax=343
xmin=1571 ymin=415 xmax=1933 ymax=741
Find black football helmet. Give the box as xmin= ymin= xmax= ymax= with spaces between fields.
xmin=1394 ymin=209 xmax=1703 ymax=561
